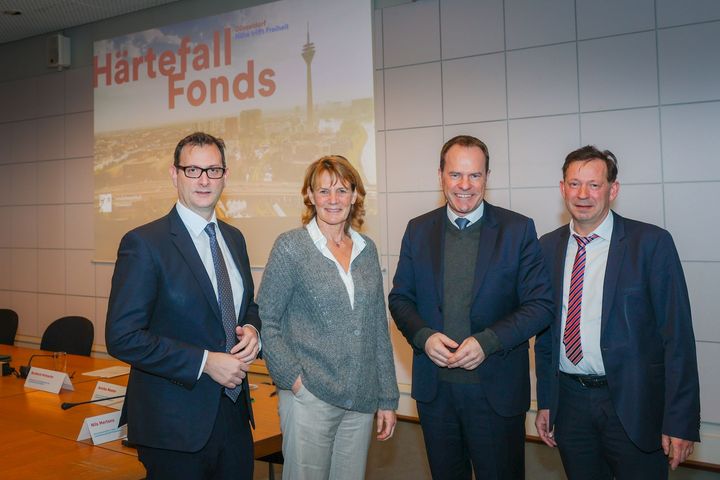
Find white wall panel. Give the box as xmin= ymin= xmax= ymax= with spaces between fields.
xmin=665 ymin=182 xmax=720 ymax=261
xmin=384 ymin=63 xmax=442 ymax=129
xmin=697 ymin=342 xmax=720 ymax=423
xmin=505 ymin=0 xmax=575 ymax=50
xmin=510 ymin=187 xmax=567 ymax=237
xmin=387 ymin=191 xmax=443 ymax=255
xmin=36 ymin=73 xmax=65 ymax=117
xmin=657 ymin=0 xmax=720 ymax=27
xmin=661 ymin=102 xmax=720 ymax=182
xmin=37 ymin=205 xmax=65 ymax=249
xmin=577 ymin=0 xmax=654 ymax=39
xmin=581 ymin=108 xmax=661 ymax=184
xmin=37 ymin=160 xmax=65 ymax=204
xmin=385 ymin=127 xmax=444 ymax=192
xmin=509 ymin=115 xmax=580 ymax=188
xmin=442 ymin=53 xmax=506 ymax=124
xmin=612 ymin=183 xmax=664 ymax=228
xmin=579 ymin=32 xmax=658 ymax=111
xmin=38 ymin=249 xmax=66 ymax=294
xmin=441 ymin=0 xmax=504 ymax=58
xmin=64 ymin=204 xmax=94 ymax=250
xmin=383 ymin=0 xmax=439 ymax=67
xmin=10 ymin=206 xmax=37 ymax=249
xmin=10 ymin=248 xmax=37 ymax=292
xmin=64 ymin=67 xmax=93 ymax=114
xmin=507 ymin=43 xmax=578 ymax=118
xmin=36 ymin=117 xmax=65 ymax=162
xmin=683 ymin=262 xmax=720 ymax=343
xmin=9 ymin=163 xmax=37 ymax=206
xmin=658 ymin=22 xmax=720 ymax=104
xmin=66 ymin=250 xmax=95 ymax=297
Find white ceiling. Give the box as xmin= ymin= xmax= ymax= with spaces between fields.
xmin=0 ymin=0 xmax=183 ymax=44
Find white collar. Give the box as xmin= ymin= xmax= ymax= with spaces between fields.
xmin=306 ymin=217 xmax=366 ymax=250
xmin=569 ymin=210 xmax=614 ymax=241
xmin=175 ymin=201 xmax=218 ymax=237
xmin=446 ymin=201 xmax=485 ymax=228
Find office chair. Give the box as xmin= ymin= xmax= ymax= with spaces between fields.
xmin=40 ymin=316 xmax=94 ymax=356
xmin=0 ymin=309 xmax=19 ymax=345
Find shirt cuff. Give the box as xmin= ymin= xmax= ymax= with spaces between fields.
xmin=242 ymin=324 xmax=262 ymax=352
xmin=473 ymin=328 xmax=501 ymax=356
xmin=198 ymin=349 xmax=209 ymax=380
xmin=413 ymin=327 xmax=437 ymax=351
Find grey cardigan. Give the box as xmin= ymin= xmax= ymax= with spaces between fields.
xmin=258 ymin=227 xmax=399 ymax=413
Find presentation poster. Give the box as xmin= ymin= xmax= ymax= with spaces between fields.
xmin=93 ymin=0 xmax=375 ymax=263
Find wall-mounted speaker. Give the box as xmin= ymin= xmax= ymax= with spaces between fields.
xmin=47 ymin=34 xmax=71 ymax=70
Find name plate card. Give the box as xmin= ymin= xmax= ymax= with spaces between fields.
xmin=24 ymin=367 xmax=74 ymax=393
xmin=90 ymin=381 xmax=126 ymax=410
xmin=77 ymin=411 xmax=126 ymax=445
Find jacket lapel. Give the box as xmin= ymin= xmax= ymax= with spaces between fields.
xmin=601 ymin=211 xmax=625 ymax=335
xmin=429 ymin=208 xmax=444 ymax=305
xmin=471 ymin=203 xmax=499 ymax=300
xmin=553 ymin=227 xmax=571 ymax=322
xmin=168 ymin=207 xmax=221 ymax=320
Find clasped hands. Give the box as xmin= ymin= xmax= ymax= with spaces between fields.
xmin=203 ymin=325 xmax=259 ymax=389
xmin=424 ymin=332 xmax=485 ymax=370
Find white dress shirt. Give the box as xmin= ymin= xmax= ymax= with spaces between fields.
xmin=306 ymin=217 xmax=366 ymax=309
xmin=175 ymin=201 xmax=245 ymax=378
xmin=446 ymin=201 xmax=485 ymax=228
xmin=559 ymin=211 xmax=614 ymax=375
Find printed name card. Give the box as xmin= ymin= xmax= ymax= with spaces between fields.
xmin=77 ymin=411 xmax=126 ymax=445
xmin=90 ymin=381 xmax=126 ymax=410
xmin=24 ymin=367 xmax=74 ymax=393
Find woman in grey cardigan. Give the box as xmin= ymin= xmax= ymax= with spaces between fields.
xmin=258 ymin=155 xmax=399 ymax=480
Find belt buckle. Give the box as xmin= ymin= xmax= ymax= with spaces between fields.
xmin=578 ymin=376 xmax=592 ymax=388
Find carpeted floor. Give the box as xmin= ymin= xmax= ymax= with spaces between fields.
xmin=253 ymin=420 xmax=719 ymax=479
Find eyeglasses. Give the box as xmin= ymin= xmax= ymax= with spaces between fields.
xmin=176 ymin=165 xmax=226 ymax=179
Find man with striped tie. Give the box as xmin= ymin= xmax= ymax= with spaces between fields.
xmin=534 ymin=145 xmax=700 ymax=480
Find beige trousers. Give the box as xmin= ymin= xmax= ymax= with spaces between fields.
xmin=277 ymin=386 xmax=374 ymax=480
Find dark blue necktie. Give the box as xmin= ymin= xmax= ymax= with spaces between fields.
xmin=205 ymin=223 xmax=241 ymax=401
xmin=455 ymin=217 xmax=470 ymax=230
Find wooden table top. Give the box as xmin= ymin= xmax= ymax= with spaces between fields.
xmin=0 ymin=345 xmax=127 ymax=398
xmin=0 ymin=347 xmax=282 ymax=478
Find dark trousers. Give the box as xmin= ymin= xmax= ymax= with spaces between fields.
xmin=417 ymin=382 xmax=525 ymax=480
xmin=555 ymin=373 xmax=667 ymax=480
xmin=137 ymin=395 xmax=254 ymax=480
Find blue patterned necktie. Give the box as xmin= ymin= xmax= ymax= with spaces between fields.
xmin=455 ymin=217 xmax=470 ymax=230
xmin=205 ymin=222 xmax=241 ymax=401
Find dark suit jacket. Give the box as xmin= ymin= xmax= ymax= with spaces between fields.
xmin=106 ymin=206 xmax=260 ymax=452
xmin=535 ymin=211 xmax=700 ymax=451
xmin=389 ymin=203 xmax=554 ymax=416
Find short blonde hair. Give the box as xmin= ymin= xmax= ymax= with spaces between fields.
xmin=301 ymin=155 xmax=366 ymax=232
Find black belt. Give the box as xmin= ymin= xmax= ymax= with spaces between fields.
xmin=561 ymin=372 xmax=608 ymax=388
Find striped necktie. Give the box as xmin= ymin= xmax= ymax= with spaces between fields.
xmin=564 ymin=233 xmax=598 ymax=365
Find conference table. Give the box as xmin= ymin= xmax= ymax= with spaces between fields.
xmin=0 ymin=345 xmax=282 ymax=479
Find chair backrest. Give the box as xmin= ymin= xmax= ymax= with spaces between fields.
xmin=0 ymin=309 xmax=19 ymax=345
xmin=40 ymin=316 xmax=94 ymax=356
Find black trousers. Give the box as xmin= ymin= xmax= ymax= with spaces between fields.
xmin=555 ymin=373 xmax=667 ymax=480
xmin=137 ymin=394 xmax=254 ymax=480
xmin=417 ymin=382 xmax=525 ymax=480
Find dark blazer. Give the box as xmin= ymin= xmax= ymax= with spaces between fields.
xmin=535 ymin=212 xmax=700 ymax=451
xmin=389 ymin=203 xmax=554 ymax=416
xmin=106 ymin=206 xmax=260 ymax=452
